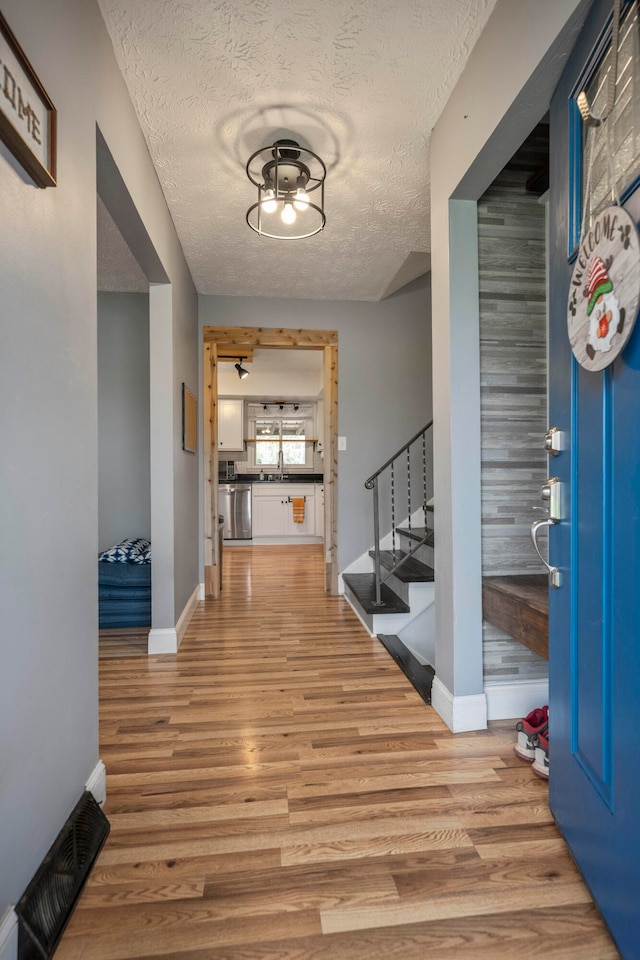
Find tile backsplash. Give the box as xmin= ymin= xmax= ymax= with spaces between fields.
xmin=227 ymin=447 xmax=324 ymax=476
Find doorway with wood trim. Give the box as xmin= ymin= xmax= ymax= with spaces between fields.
xmin=202 ymin=326 xmax=338 ymax=597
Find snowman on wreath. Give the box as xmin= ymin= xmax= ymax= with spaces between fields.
xmin=584 ymin=254 xmax=625 ymax=360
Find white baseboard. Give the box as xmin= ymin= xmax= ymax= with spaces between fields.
xmin=148 ymin=583 xmax=200 ymax=654
xmin=176 ymin=583 xmax=200 ymax=644
xmin=148 ymin=627 xmax=178 ymax=654
xmin=85 ymin=760 xmax=107 ymax=806
xmin=252 ymin=536 xmax=323 ymax=545
xmin=199 ymin=582 xmax=205 ymax=601
xmin=0 ymin=908 xmax=18 ymax=960
xmin=484 ymin=678 xmax=549 ymax=721
xmin=431 ymin=676 xmax=487 ymax=732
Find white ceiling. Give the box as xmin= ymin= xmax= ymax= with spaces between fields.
xmin=217 ymin=348 xmax=324 ymax=397
xmin=96 ymin=0 xmax=497 ymax=301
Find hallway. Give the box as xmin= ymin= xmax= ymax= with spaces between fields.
xmin=57 ymin=545 xmax=618 ymax=959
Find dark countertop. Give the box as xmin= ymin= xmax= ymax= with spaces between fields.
xmin=221 ymin=474 xmax=324 ymax=484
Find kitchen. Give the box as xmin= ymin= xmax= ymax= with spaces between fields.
xmin=216 ymin=347 xmax=326 ymax=548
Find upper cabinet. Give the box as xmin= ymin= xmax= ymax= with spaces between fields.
xmin=218 ymin=398 xmax=244 ymax=451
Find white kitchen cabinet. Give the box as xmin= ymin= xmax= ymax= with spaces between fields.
xmin=218 ymin=398 xmax=244 ymax=452
xmin=252 ymin=493 xmax=286 ymax=537
xmin=252 ymin=484 xmax=316 ymax=538
xmin=284 ymin=489 xmax=315 ymax=536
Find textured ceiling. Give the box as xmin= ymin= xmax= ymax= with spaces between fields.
xmin=97 ymin=0 xmax=497 ymax=301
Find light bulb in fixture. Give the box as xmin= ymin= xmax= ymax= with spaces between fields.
xmin=262 ymin=188 xmax=277 ymax=214
xmin=281 ymin=202 xmax=296 ymax=225
xmin=246 ymin=139 xmax=326 ymax=239
xmin=293 ymin=188 xmax=309 ymax=211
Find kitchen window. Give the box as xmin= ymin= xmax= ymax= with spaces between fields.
xmin=248 ymin=403 xmax=315 ymax=470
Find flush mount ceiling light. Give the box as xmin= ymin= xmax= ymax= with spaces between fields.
xmin=246 ymin=139 xmax=326 ymax=240
xmin=234 ymin=358 xmax=250 ymax=380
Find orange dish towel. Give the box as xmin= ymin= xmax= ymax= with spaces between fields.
xmin=291 ymin=497 xmax=305 ymax=523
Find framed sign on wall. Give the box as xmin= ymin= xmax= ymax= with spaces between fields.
xmin=0 ymin=12 xmax=56 ymax=187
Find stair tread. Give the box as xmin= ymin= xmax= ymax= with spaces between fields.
xmin=343 ymin=574 xmax=410 ymax=615
xmin=368 ymin=549 xmax=434 ymax=583
xmin=378 ymin=634 xmax=435 ymax=705
xmin=396 ymin=526 xmax=435 ymax=546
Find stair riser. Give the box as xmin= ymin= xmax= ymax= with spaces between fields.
xmin=343 ymin=581 xmax=414 ymax=638
xmin=381 ymin=572 xmax=434 ymax=607
xmin=383 ymin=573 xmax=409 ymax=605
xmin=395 ymin=536 xmax=434 ymax=568
xmin=344 ymin=579 xmax=435 ymax=640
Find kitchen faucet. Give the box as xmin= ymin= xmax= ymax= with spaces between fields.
xmin=278 ymin=449 xmax=284 ymax=479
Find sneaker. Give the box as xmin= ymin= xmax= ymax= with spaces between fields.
xmin=514 ymin=705 xmax=548 ymax=762
xmin=532 ymin=730 xmax=549 ymax=780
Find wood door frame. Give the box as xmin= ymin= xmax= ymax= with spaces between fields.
xmin=203 ymin=326 xmax=339 ymax=596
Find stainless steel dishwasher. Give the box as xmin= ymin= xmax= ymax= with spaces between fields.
xmin=218 ymin=484 xmax=252 ymax=539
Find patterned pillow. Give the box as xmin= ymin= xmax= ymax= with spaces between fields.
xmin=99 ymin=537 xmax=150 ymax=563
xmin=131 ymin=545 xmax=151 ymax=564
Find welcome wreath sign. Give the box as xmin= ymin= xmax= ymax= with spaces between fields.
xmin=567 ymin=205 xmax=640 ymax=371
xmin=0 ymin=12 xmax=56 ymax=187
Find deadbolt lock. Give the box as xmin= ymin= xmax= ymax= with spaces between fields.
xmin=540 ymin=476 xmax=562 ymax=522
xmin=544 ymin=427 xmax=562 ymax=457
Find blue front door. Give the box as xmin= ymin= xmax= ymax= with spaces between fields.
xmin=549 ymin=1 xmax=640 ymax=954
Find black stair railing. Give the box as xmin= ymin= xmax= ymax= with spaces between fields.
xmin=364 ymin=421 xmax=434 ymax=606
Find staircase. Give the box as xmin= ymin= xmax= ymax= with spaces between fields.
xmin=342 ymin=423 xmax=436 ymax=701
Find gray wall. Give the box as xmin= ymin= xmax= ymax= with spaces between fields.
xmin=477 ymin=125 xmax=550 ymax=687
xmin=479 ymin=125 xmax=548 ymax=576
xmin=0 ymin=0 xmax=198 ymax=914
xmin=199 ymin=275 xmax=432 ymax=571
xmin=429 ymin=0 xmax=589 ymax=706
xmin=98 ymin=293 xmax=150 ymax=551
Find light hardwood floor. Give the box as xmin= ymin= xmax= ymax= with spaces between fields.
xmin=58 ymin=545 xmax=619 ymax=960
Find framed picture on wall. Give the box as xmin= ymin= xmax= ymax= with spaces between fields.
xmin=182 ymin=384 xmax=197 ymax=453
xmin=0 ymin=12 xmax=57 ymax=187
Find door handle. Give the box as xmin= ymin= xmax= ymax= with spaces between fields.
xmin=530 ymin=517 xmax=560 ymax=588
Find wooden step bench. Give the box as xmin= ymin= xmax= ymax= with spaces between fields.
xmin=482 ymin=574 xmax=549 ymax=661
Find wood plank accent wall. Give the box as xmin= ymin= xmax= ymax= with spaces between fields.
xmin=478 ymin=124 xmax=550 ymax=682
xmin=478 ymin=125 xmax=549 ymax=578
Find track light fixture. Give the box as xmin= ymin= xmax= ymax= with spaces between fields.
xmin=246 ymin=138 xmax=326 ymax=240
xmin=260 ymin=401 xmax=304 ymax=409
xmin=234 ymin=358 xmax=250 ymax=380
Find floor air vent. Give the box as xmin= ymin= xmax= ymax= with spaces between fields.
xmin=16 ymin=791 xmax=109 ymax=960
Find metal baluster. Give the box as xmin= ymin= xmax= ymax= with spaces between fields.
xmin=422 ymin=429 xmax=427 ymax=523
xmin=372 ymin=475 xmax=382 ymax=605
xmin=407 ymin=446 xmax=412 ymax=533
xmin=364 ymin=422 xmax=433 ymax=599
xmin=391 ymin=461 xmax=396 ymax=560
